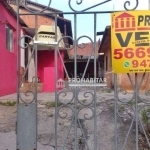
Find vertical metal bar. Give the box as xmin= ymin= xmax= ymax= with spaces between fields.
xmin=54 ymin=15 xmax=58 ymax=150
xmin=34 ymin=14 xmax=38 ymax=150
xmin=94 ymin=13 xmax=97 ymax=150
xmin=16 ymin=0 xmax=20 ymax=104
xmin=16 ymin=0 xmax=19 ymax=145
xmin=135 ymin=73 xmax=138 ymax=150
xmin=74 ymin=13 xmax=78 ymax=150
xmin=114 ymin=74 xmax=118 ymax=150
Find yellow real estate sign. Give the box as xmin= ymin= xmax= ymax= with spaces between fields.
xmin=111 ymin=11 xmax=150 ymax=73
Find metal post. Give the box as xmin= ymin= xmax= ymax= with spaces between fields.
xmin=16 ymin=0 xmax=20 ymax=104
xmin=74 ymin=13 xmax=78 ymax=150
xmin=135 ymin=73 xmax=139 ymax=150
xmin=114 ymin=74 xmax=118 ymax=150
xmin=94 ymin=13 xmax=97 ymax=150
xmin=35 ymin=14 xmax=38 ymax=150
xmin=55 ymin=15 xmax=58 ymax=150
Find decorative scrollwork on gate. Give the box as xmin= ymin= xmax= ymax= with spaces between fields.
xmin=117 ymin=88 xmax=134 ymax=103
xmin=76 ymin=0 xmax=82 ymax=5
xmin=18 ymin=35 xmax=36 ymax=104
xmin=69 ymin=0 xmax=111 ymax=12
xmin=58 ymin=36 xmax=75 ymax=51
xmin=116 ymin=73 xmax=150 ymax=149
xmin=124 ymin=0 xmax=139 ymax=11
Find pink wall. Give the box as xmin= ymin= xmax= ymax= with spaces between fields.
xmin=38 ymin=50 xmax=64 ymax=92
xmin=0 ymin=3 xmax=21 ymax=96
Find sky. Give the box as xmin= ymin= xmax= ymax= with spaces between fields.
xmin=31 ymin=0 xmax=149 ymax=43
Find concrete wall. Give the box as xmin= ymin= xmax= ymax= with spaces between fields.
xmin=0 ymin=3 xmax=21 ymax=96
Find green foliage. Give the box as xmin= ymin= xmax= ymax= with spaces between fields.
xmin=118 ymin=106 xmax=125 ymax=112
xmin=0 ymin=101 xmax=16 ymax=106
xmin=141 ymin=109 xmax=150 ymax=125
xmin=127 ymin=101 xmax=135 ymax=106
xmin=82 ymin=99 xmax=86 ymax=103
xmin=76 ymin=105 xmax=80 ymax=110
xmin=46 ymin=101 xmax=62 ymax=108
xmin=106 ymin=89 xmax=111 ymax=93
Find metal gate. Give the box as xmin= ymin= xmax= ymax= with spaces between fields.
xmin=16 ymin=0 xmax=150 ymax=150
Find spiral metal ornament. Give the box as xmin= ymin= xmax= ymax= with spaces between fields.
xmin=77 ymin=91 xmax=94 ymax=106
xmin=117 ymin=88 xmax=134 ymax=103
xmin=58 ymin=36 xmax=75 ymax=51
xmin=77 ymin=35 xmax=94 ymax=48
xmin=138 ymin=89 xmax=150 ymax=104
xmin=18 ymin=90 xmax=35 ymax=104
xmin=69 ymin=0 xmax=111 ymax=12
xmin=117 ymin=103 xmax=135 ymax=119
xmin=77 ymin=106 xmax=94 ymax=120
xmin=18 ymin=35 xmax=36 ymax=104
xmin=76 ymin=0 xmax=82 ymax=4
xmin=57 ymin=105 xmax=74 ymax=119
xmin=19 ymin=35 xmax=33 ymax=49
xmin=124 ymin=0 xmax=139 ymax=10
xmin=57 ymin=91 xmax=75 ymax=105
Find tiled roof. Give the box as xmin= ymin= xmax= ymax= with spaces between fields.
xmin=27 ymin=0 xmax=63 ymax=13
xmin=98 ymin=26 xmax=111 ymax=53
xmin=68 ymin=40 xmax=100 ymax=57
xmin=0 ymin=0 xmax=27 ymax=26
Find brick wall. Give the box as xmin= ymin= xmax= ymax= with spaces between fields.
xmin=11 ymin=5 xmax=54 ymax=28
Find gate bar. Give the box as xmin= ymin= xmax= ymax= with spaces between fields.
xmin=94 ymin=13 xmax=97 ymax=150
xmin=19 ymin=11 xmax=119 ymax=15
xmin=114 ymin=74 xmax=118 ymax=150
xmin=74 ymin=13 xmax=78 ymax=150
xmin=54 ymin=15 xmax=58 ymax=150
xmin=135 ymin=73 xmax=139 ymax=150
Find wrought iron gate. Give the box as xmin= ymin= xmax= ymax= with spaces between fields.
xmin=16 ymin=0 xmax=150 ymax=150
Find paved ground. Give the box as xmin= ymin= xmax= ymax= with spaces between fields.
xmin=0 ymin=90 xmax=146 ymax=150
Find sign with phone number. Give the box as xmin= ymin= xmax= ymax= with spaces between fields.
xmin=111 ymin=11 xmax=150 ymax=73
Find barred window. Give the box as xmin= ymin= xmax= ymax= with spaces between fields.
xmin=6 ymin=25 xmax=14 ymax=52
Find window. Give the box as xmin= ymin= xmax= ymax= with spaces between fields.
xmin=6 ymin=25 xmax=14 ymax=52
xmin=106 ymin=56 xmax=108 ymax=71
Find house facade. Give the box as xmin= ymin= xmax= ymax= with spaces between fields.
xmin=65 ymin=41 xmax=100 ymax=80
xmin=0 ymin=1 xmax=26 ymax=96
xmin=98 ymin=26 xmax=150 ymax=91
xmin=9 ymin=0 xmax=73 ymax=92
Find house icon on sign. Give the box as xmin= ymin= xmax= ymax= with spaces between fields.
xmin=113 ymin=12 xmax=136 ymax=32
xmin=57 ymin=78 xmax=65 ymax=88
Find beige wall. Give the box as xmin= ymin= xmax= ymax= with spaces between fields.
xmin=118 ymin=73 xmax=150 ymax=92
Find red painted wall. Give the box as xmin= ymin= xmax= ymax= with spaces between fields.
xmin=38 ymin=50 xmax=64 ymax=92
xmin=0 ymin=3 xmax=21 ymax=96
